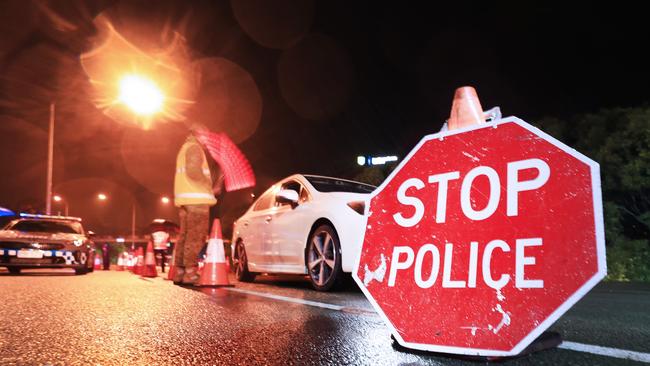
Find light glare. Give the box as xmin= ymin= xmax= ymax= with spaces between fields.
xmin=118 ymin=75 xmax=164 ymax=116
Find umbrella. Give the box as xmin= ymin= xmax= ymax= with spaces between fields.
xmin=148 ymin=219 xmax=179 ymax=234
xmin=193 ymin=129 xmax=256 ymax=192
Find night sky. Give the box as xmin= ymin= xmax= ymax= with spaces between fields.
xmin=1 ymin=1 xmax=648 ymax=234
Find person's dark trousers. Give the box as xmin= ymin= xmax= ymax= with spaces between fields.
xmin=102 ymin=253 xmax=110 ymax=270
xmin=101 ymin=244 xmax=110 ymax=270
xmin=155 ymin=249 xmax=167 ymax=273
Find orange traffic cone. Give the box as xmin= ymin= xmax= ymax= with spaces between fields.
xmin=94 ymin=254 xmax=102 ymax=270
xmin=198 ymin=219 xmax=232 ymax=287
xmin=166 ymin=249 xmax=177 ymax=281
xmin=116 ymin=252 xmax=125 ymax=271
xmin=133 ymin=247 xmax=144 ymax=275
xmin=141 ymin=241 xmax=158 ymax=278
xmin=447 ymin=86 xmax=486 ymax=131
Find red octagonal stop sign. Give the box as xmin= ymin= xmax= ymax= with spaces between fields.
xmin=354 ymin=117 xmax=606 ymax=356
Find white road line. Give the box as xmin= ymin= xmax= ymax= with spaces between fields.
xmin=225 ymin=287 xmax=345 ymax=311
xmin=559 ymin=341 xmax=650 ymax=363
xmin=223 ymin=287 xmax=650 ymax=363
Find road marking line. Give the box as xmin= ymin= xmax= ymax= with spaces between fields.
xmin=559 ymin=341 xmax=650 ymax=363
xmin=222 ymin=287 xmax=650 ymax=362
xmin=225 ymin=287 xmax=346 ymax=311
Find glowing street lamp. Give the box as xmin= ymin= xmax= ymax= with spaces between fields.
xmin=97 ymin=193 xmax=136 ymax=250
xmin=53 ymin=195 xmax=69 ymax=216
xmin=117 ymin=74 xmax=165 ymax=116
xmin=161 ymin=196 xmax=170 ymax=204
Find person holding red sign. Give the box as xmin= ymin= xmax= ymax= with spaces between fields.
xmin=172 ymin=128 xmax=217 ymax=285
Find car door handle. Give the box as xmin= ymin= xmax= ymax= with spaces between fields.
xmin=264 ymin=216 xmax=272 ymax=223
xmin=242 ymin=222 xmax=249 ymax=227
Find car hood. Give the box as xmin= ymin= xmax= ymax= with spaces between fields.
xmin=0 ymin=230 xmax=85 ymax=242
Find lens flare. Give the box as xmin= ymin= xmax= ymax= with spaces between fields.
xmin=118 ymin=75 xmax=165 ymax=115
xmin=81 ymin=15 xmax=197 ymax=130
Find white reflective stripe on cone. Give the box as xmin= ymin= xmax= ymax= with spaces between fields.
xmin=206 ymin=238 xmax=226 ymax=263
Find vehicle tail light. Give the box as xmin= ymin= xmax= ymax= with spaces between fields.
xmin=347 ymin=201 xmax=366 ymax=215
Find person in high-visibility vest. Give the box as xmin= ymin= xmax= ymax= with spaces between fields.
xmin=172 ymin=132 xmax=217 ymax=285
xmin=152 ymin=230 xmax=170 ymax=273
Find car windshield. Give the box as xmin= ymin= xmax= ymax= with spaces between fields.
xmin=304 ymin=176 xmax=375 ymax=193
xmin=8 ymin=220 xmax=82 ymax=234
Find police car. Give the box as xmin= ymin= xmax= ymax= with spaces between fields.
xmin=0 ymin=214 xmax=95 ymax=275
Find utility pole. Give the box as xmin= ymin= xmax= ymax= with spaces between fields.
xmin=131 ymin=203 xmax=136 ymax=250
xmin=46 ymin=103 xmax=55 ymax=215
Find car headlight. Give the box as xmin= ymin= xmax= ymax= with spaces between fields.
xmin=73 ymin=239 xmax=84 ymax=247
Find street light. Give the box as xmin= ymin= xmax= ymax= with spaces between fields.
xmin=161 ymin=196 xmax=170 ymax=204
xmin=45 ymin=76 xmax=163 ymax=214
xmin=117 ymin=74 xmax=165 ymax=116
xmin=46 ymin=103 xmax=55 ymax=215
xmin=53 ymin=195 xmax=69 ymax=216
xmin=97 ymin=193 xmax=136 ymax=250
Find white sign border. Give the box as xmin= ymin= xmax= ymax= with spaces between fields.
xmin=352 ymin=116 xmax=607 ymax=356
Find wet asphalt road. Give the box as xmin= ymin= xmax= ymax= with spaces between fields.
xmin=0 ymin=269 xmax=649 ymax=366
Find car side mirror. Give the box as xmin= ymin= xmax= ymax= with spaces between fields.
xmin=276 ymin=189 xmax=299 ymax=206
xmin=86 ymin=230 xmax=95 ymax=238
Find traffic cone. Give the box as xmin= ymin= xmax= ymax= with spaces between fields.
xmin=94 ymin=254 xmax=102 ymax=270
xmin=166 ymin=249 xmax=177 ymax=281
xmin=141 ymin=241 xmax=158 ymax=278
xmin=447 ymin=86 xmax=486 ymax=130
xmin=198 ymin=219 xmax=233 ymax=287
xmin=133 ymin=247 xmax=144 ymax=275
xmin=116 ymin=252 xmax=125 ymax=271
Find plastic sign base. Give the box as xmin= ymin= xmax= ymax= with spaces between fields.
xmin=391 ymin=331 xmax=562 ymax=362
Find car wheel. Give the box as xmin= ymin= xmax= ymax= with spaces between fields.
xmin=306 ymin=224 xmax=342 ymax=291
xmin=8 ymin=267 xmax=21 ymax=275
xmin=74 ymin=268 xmax=87 ymax=275
xmin=234 ymin=240 xmax=256 ymax=282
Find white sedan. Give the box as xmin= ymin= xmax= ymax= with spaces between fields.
xmin=231 ymin=174 xmax=375 ymax=291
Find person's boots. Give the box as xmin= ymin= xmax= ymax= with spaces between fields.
xmin=172 ymin=267 xmax=185 ymax=285
xmin=181 ymin=267 xmax=200 ymax=286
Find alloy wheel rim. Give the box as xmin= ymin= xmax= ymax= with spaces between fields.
xmin=308 ymin=231 xmax=336 ymax=286
xmin=236 ymin=243 xmax=246 ymax=276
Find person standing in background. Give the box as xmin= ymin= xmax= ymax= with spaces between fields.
xmin=152 ymin=230 xmax=170 ymax=273
xmin=102 ymin=243 xmax=110 ymax=270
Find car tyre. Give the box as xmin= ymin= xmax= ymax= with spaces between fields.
xmin=306 ymin=224 xmax=342 ymax=291
xmin=8 ymin=267 xmax=21 ymax=275
xmin=74 ymin=268 xmax=87 ymax=275
xmin=234 ymin=240 xmax=256 ymax=282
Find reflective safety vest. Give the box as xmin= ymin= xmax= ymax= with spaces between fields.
xmin=152 ymin=231 xmax=170 ymax=250
xmin=174 ymin=136 xmax=217 ymax=207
